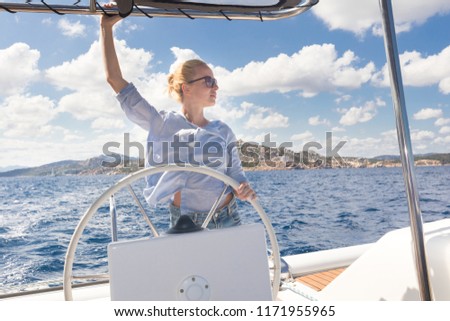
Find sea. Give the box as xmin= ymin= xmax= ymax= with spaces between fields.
xmin=1 ymin=166 xmax=450 ymax=293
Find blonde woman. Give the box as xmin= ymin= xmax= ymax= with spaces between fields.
xmin=100 ymin=13 xmax=256 ymax=229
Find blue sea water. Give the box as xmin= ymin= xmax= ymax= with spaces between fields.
xmin=1 ymin=166 xmax=450 ymax=292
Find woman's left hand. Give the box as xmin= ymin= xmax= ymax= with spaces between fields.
xmin=235 ymin=182 xmax=257 ymax=201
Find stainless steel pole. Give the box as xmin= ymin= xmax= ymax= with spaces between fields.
xmin=379 ymin=0 xmax=433 ymax=301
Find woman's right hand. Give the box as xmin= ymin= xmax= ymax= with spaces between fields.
xmin=100 ymin=3 xmax=123 ymax=29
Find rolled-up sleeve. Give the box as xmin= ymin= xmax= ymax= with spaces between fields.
xmin=225 ymin=130 xmax=248 ymax=185
xmin=117 ymin=83 xmax=164 ymax=133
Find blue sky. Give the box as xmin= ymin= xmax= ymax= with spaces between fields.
xmin=1 ymin=0 xmax=450 ymax=168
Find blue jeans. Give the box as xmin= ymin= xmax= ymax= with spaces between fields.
xmin=169 ymin=196 xmax=241 ymax=229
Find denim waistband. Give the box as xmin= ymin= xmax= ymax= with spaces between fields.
xmin=169 ymin=194 xmax=237 ymax=223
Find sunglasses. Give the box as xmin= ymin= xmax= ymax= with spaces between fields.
xmin=187 ymin=76 xmax=218 ymax=88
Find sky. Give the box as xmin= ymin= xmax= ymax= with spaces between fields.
xmin=0 ymin=0 xmax=450 ymax=169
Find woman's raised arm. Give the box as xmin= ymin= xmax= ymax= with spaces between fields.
xmin=100 ymin=12 xmax=129 ymax=94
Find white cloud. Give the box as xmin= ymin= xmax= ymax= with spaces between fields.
xmin=411 ymin=130 xmax=435 ymax=141
xmin=63 ymin=133 xmax=85 ymax=142
xmin=123 ymin=21 xmax=143 ymax=34
xmin=409 ymin=129 xmax=438 ymax=153
xmin=434 ymin=135 xmax=450 ymax=145
xmin=439 ymin=126 xmax=450 ymax=135
xmin=331 ymin=126 xmax=346 ymax=132
xmin=381 ymin=129 xmax=398 ymax=139
xmin=339 ymin=99 xmax=385 ymax=126
xmin=290 ymin=131 xmax=314 ymax=142
xmin=58 ymin=18 xmax=86 ymax=38
xmin=339 ymin=106 xmax=375 ymax=126
xmin=413 ymin=108 xmax=443 ymax=120
xmin=57 ymin=92 xmax=121 ymax=121
xmin=339 ymin=136 xmax=385 ymax=157
xmin=0 ymin=132 xmax=127 ymax=167
xmin=99 ymin=126 xmax=148 ymax=159
xmin=435 ymin=118 xmax=450 ymax=126
xmin=245 ymin=109 xmax=289 ymax=129
xmin=44 ymin=40 xmax=163 ymax=121
xmin=372 ymin=46 xmax=450 ymax=91
xmin=312 ymin=0 xmax=450 ymax=36
xmin=46 ymin=40 xmax=152 ymax=92
xmin=205 ymin=99 xmax=249 ymax=123
xmin=312 ymin=0 xmax=379 ymax=36
xmin=169 ymin=47 xmax=202 ymax=73
xmin=439 ymin=77 xmax=450 ymax=94
xmin=374 ymin=97 xmax=386 ymax=107
xmin=400 ymin=48 xmax=450 ymax=88
xmin=237 ymin=132 xmax=278 ymax=145
xmin=135 ymin=72 xmax=179 ymax=112
xmin=0 ymin=138 xmax=49 ymax=167
xmin=217 ymin=44 xmax=375 ymax=97
xmin=335 ymin=94 xmax=352 ymax=104
xmin=0 ymin=43 xmax=40 ymax=96
xmin=333 ymin=129 xmax=406 ymax=157
xmin=0 ymin=94 xmax=57 ymax=137
xmin=42 ymin=17 xmax=53 ymax=26
xmin=308 ymin=115 xmax=330 ymax=126
xmin=91 ymin=117 xmax=126 ymax=130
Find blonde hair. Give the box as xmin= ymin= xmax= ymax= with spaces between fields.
xmin=168 ymin=59 xmax=209 ymax=103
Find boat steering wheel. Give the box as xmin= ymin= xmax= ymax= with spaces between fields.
xmin=63 ymin=165 xmax=281 ymax=300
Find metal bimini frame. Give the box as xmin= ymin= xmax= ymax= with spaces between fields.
xmin=1 ymin=0 xmax=432 ymax=301
xmin=0 ymin=0 xmax=318 ymax=21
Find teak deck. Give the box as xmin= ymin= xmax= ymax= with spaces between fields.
xmin=295 ymin=267 xmax=346 ymax=291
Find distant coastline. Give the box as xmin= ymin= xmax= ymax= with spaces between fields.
xmin=1 ymin=152 xmax=449 ymax=177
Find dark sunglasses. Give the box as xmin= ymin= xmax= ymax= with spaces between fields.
xmin=187 ymin=76 xmax=218 ymax=88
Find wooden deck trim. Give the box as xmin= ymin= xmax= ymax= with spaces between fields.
xmin=295 ymin=267 xmax=346 ymax=291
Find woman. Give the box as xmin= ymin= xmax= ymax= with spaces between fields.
xmin=100 ymin=12 xmax=256 ymax=229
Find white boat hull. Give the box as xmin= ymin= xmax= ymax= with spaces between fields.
xmin=5 ymin=219 xmax=450 ymax=301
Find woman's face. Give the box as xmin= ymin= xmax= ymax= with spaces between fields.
xmin=184 ymin=66 xmax=219 ymax=108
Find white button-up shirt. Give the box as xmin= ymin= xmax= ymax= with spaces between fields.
xmin=117 ymin=83 xmax=247 ymax=214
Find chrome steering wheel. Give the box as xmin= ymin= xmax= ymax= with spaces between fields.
xmin=63 ymin=165 xmax=281 ymax=300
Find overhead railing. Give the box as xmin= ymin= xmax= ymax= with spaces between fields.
xmin=0 ymin=0 xmax=319 ymax=21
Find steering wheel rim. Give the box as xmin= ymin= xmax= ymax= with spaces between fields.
xmin=63 ymin=165 xmax=281 ymax=300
